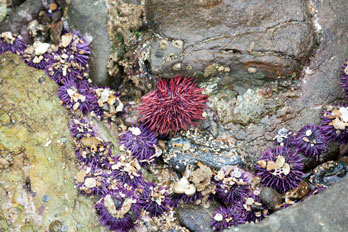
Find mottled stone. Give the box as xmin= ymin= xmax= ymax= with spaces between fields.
xmin=225 ymin=178 xmax=348 ymax=232
xmin=177 ymin=201 xmax=220 ymax=232
xmin=66 ymin=0 xmax=112 ymax=86
xmin=0 ymin=53 xmax=104 ymax=231
xmin=260 ymin=187 xmax=282 ymax=211
xmin=0 ymin=0 xmax=43 ymax=40
xmin=146 ymin=0 xmax=314 ymax=78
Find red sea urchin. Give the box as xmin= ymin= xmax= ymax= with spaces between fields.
xmin=137 ymin=76 xmax=208 ymax=135
xmin=256 ymin=146 xmax=304 ymax=194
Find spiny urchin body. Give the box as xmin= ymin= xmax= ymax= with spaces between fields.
xmin=320 ymin=105 xmax=348 ymax=143
xmin=170 ymin=192 xmax=203 ymax=207
xmin=137 ymin=76 xmax=208 ymax=135
xmin=139 ymin=182 xmax=171 ymax=217
xmin=104 ymin=156 xmax=145 ymax=189
xmin=70 ymin=118 xmax=95 ymax=139
xmin=64 ymin=31 xmax=91 ymax=66
xmin=21 ymin=41 xmax=51 ymax=70
xmin=214 ymin=168 xmax=251 ymax=205
xmin=256 ymin=146 xmax=304 ymax=194
xmin=75 ymin=165 xmax=109 ymax=196
xmin=273 ymin=128 xmax=295 ymax=147
xmin=210 ymin=204 xmax=247 ymax=232
xmin=292 ymin=124 xmax=327 ymax=160
xmin=242 ymin=189 xmax=268 ymax=223
xmin=340 ymin=60 xmax=348 ymax=97
xmin=75 ymin=140 xmax=112 ymax=168
xmin=120 ymin=125 xmax=158 ymax=164
xmin=0 ymin=32 xmax=26 ymax=54
xmin=57 ymin=79 xmax=96 ymax=114
xmin=95 ymin=189 xmax=140 ymax=232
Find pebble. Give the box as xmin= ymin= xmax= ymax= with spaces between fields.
xmin=42 ymin=194 xmax=50 ymax=202
xmin=260 ymin=187 xmax=282 ymax=211
xmin=38 ymin=76 xmax=45 ymax=83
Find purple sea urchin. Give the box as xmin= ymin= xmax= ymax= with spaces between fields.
xmin=75 ymin=165 xmax=109 ymax=196
xmin=214 ymin=167 xmax=251 ymax=205
xmin=292 ymin=124 xmax=327 ymax=160
xmin=139 ymin=182 xmax=171 ymax=217
xmin=340 ymin=60 xmax=348 ymax=97
xmin=320 ymin=105 xmax=348 ymax=143
xmin=57 ymin=79 xmax=96 ymax=114
xmin=170 ymin=192 xmax=203 ymax=208
xmin=120 ymin=125 xmax=158 ymax=164
xmin=75 ymin=139 xmax=112 ymax=168
xmin=70 ymin=118 xmax=95 ymax=139
xmin=104 ymin=155 xmax=145 ymax=189
xmin=256 ymin=146 xmax=304 ymax=194
xmin=21 ymin=41 xmax=51 ymax=69
xmin=210 ymin=204 xmax=247 ymax=232
xmin=0 ymin=32 xmax=26 ymax=54
xmin=137 ymin=76 xmax=208 ymax=135
xmin=95 ymin=189 xmax=140 ymax=232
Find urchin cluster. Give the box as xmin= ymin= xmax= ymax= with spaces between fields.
xmin=95 ymin=188 xmax=140 ymax=232
xmin=21 ymin=41 xmax=51 ymax=69
xmin=320 ymin=105 xmax=348 ymax=143
xmin=214 ymin=168 xmax=251 ymax=205
xmin=138 ymin=182 xmax=171 ymax=217
xmin=104 ymin=155 xmax=145 ymax=189
xmin=256 ymin=146 xmax=304 ymax=194
xmin=75 ymin=139 xmax=112 ymax=168
xmin=70 ymin=118 xmax=95 ymax=139
xmin=210 ymin=204 xmax=247 ymax=232
xmin=292 ymin=124 xmax=327 ymax=160
xmin=137 ymin=76 xmax=208 ymax=135
xmin=45 ymin=32 xmax=90 ymax=84
xmin=75 ymin=165 xmax=109 ymax=196
xmin=340 ymin=60 xmax=348 ymax=97
xmin=57 ymin=79 xmax=96 ymax=114
xmin=120 ymin=125 xmax=158 ymax=164
xmin=0 ymin=32 xmax=26 ymax=55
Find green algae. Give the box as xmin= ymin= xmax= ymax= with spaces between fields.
xmin=0 ymin=53 xmax=105 ymax=231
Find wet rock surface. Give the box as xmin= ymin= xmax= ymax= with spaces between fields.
xmin=164 ymin=130 xmax=242 ymax=172
xmin=0 ymin=53 xmax=103 ymax=231
xmin=0 ymin=0 xmax=43 ymax=37
xmin=145 ymin=0 xmax=315 ymax=78
xmin=177 ymin=201 xmax=220 ymax=232
xmin=65 ymin=0 xmax=112 ymax=86
xmin=226 ymin=178 xmax=348 ymax=232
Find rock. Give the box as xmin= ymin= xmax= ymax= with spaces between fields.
xmin=260 ymin=187 xmax=282 ymax=211
xmin=146 ymin=0 xmax=314 ymax=78
xmin=199 ymin=0 xmax=348 ymax=169
xmin=164 ymin=130 xmax=242 ymax=172
xmin=66 ymin=0 xmax=112 ymax=86
xmin=0 ymin=53 xmax=104 ymax=231
xmin=0 ymin=1 xmax=5 ymax=23
xmin=0 ymin=0 xmax=44 ymax=40
xmin=225 ymin=178 xmax=348 ymax=232
xmin=177 ymin=201 xmax=220 ymax=232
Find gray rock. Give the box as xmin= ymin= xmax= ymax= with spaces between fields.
xmin=146 ymin=0 xmax=314 ymax=78
xmin=177 ymin=201 xmax=220 ymax=232
xmin=0 ymin=0 xmax=43 ymax=39
xmin=225 ymin=178 xmax=348 ymax=232
xmin=66 ymin=0 xmax=112 ymax=86
xmin=202 ymin=0 xmax=348 ymax=168
xmin=165 ymin=132 xmax=242 ymax=172
xmin=260 ymin=187 xmax=282 ymax=211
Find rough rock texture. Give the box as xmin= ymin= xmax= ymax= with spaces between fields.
xmin=177 ymin=201 xmax=220 ymax=232
xmin=0 ymin=0 xmax=5 ymax=23
xmin=226 ymin=178 xmax=348 ymax=232
xmin=146 ymin=0 xmax=315 ymax=78
xmin=0 ymin=0 xmax=43 ymax=37
xmin=66 ymin=0 xmax=112 ymax=86
xmin=0 ymin=53 xmax=104 ymax=231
